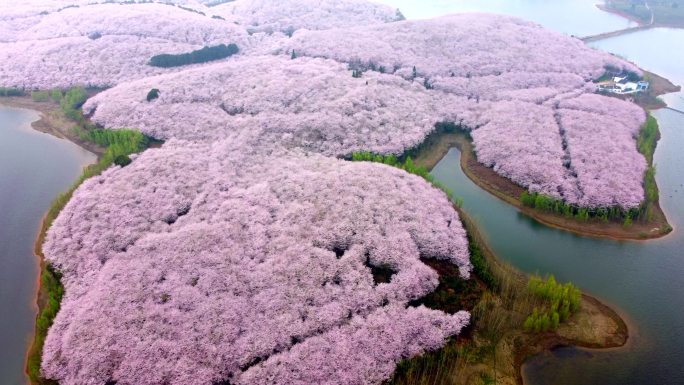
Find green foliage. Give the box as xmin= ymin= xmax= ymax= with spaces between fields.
xmin=27 ymin=265 xmax=63 ymax=384
xmin=520 ymin=191 xmax=642 ymax=223
xmin=291 ymin=49 xmax=296 ymax=60
xmin=149 ymin=43 xmax=239 ymax=68
xmin=468 ymin=234 xmax=497 ymax=289
xmin=523 ymin=275 xmax=581 ymax=333
xmin=31 ymin=91 xmax=50 ymax=102
xmin=520 ymin=115 xmax=662 ymax=225
xmin=60 ymin=87 xmax=88 ymax=121
xmin=0 ymin=87 xmax=24 ymax=96
xmin=146 ymin=88 xmax=160 ymax=102
xmin=638 ymin=115 xmax=659 ymax=164
xmin=73 ymin=126 xmax=147 ymax=166
xmin=114 ymin=154 xmax=132 ymax=167
xmin=50 ymin=89 xmax=63 ymax=103
xmin=636 ymin=115 xmax=661 ymax=221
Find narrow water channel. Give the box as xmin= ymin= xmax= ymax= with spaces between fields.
xmin=0 ymin=106 xmax=96 ymax=385
xmin=431 ymin=107 xmax=684 ymax=385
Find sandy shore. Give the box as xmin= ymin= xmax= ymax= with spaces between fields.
xmin=0 ymin=96 xmax=104 ymax=156
xmin=444 ymin=211 xmax=630 ymax=385
xmin=414 ymin=130 xmax=671 ymax=241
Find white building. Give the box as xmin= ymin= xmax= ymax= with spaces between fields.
xmin=597 ymin=76 xmax=649 ymax=94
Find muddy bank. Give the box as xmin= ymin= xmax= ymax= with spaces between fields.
xmin=412 ymin=130 xmax=670 ymax=241
xmin=0 ymin=97 xmax=104 ymax=156
xmin=390 ymin=208 xmax=629 ymax=385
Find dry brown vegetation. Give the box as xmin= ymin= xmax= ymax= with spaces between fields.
xmin=388 ymin=210 xmax=628 ymax=385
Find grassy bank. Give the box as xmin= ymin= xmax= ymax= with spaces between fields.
xmin=404 ymin=119 xmax=671 ymax=240
xmin=12 ymin=91 xmax=151 ymax=385
xmin=387 ymin=207 xmax=628 ymax=385
xmin=350 ymin=153 xmax=628 ymax=385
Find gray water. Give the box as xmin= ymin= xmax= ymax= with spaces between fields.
xmin=590 ymin=28 xmax=684 ymax=111
xmin=432 ymin=108 xmax=684 ymax=384
xmin=0 ymin=106 xmax=95 ymax=385
xmin=427 ymin=21 xmax=684 ymax=385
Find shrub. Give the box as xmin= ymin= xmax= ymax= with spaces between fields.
xmin=146 ymin=88 xmax=160 ymax=102
xmin=523 ymin=275 xmax=581 ymax=333
xmin=60 ymin=87 xmax=88 ymax=120
xmin=0 ymin=87 xmax=23 ymax=96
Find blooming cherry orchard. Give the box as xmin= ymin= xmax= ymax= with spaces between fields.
xmin=43 ymin=141 xmax=471 ymax=385
xmin=0 ymin=3 xmax=249 ymax=88
xmin=0 ymin=1 xmax=657 ymax=383
xmin=211 ymin=0 xmax=402 ymax=34
xmin=84 ymin=55 xmax=479 ymax=155
xmin=277 ymin=14 xmax=648 ymax=208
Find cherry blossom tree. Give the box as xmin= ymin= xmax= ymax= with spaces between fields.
xmin=43 ymin=141 xmax=471 ymax=385
xmin=211 ymin=0 xmax=402 ymax=35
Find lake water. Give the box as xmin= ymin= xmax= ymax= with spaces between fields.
xmin=2 ymin=2 xmax=682 ymax=385
xmin=0 ymin=106 xmax=95 ymax=385
xmin=589 ymin=28 xmax=684 ymax=111
xmin=423 ymin=8 xmax=684 ymax=385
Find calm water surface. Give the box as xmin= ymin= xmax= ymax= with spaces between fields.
xmin=2 ymin=3 xmax=681 ymax=385
xmin=425 ymin=13 xmax=684 ymax=385
xmin=0 ymin=106 xmax=95 ymax=385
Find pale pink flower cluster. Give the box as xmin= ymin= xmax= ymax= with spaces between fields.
xmin=0 ymin=2 xmax=249 ymax=89
xmin=272 ymin=14 xmax=648 ymax=208
xmin=211 ymin=0 xmax=401 ymax=34
xmin=1 ymin=3 xmax=654 ymax=383
xmin=279 ymin=14 xmax=640 ymax=80
xmin=43 ymin=141 xmax=471 ymax=385
xmin=557 ymin=94 xmax=647 ymax=208
xmin=84 ymin=55 xmax=479 ymax=155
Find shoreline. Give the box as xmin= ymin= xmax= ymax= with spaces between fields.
xmin=390 ymin=205 xmax=629 ymax=385
xmin=0 ymin=97 xmax=104 ymax=156
xmin=5 ymin=93 xmax=630 ymax=385
xmin=596 ymin=4 xmax=649 ymax=26
xmin=414 ymin=130 xmax=671 ymax=241
xmin=460 ymin=210 xmax=630 ymax=385
xmin=597 ymin=3 xmax=684 ymax=29
xmin=0 ymin=96 xmax=100 ymax=385
xmin=26 ymin=215 xmax=53 ymax=385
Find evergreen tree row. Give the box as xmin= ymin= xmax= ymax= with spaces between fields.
xmin=149 ymin=43 xmax=239 ymax=68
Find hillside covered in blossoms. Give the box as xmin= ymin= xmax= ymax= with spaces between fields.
xmin=0 ymin=1 xmax=656 ymax=384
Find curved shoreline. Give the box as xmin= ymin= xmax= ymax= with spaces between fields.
xmin=459 ymin=210 xmax=629 ymax=385
xmin=0 ymin=97 xmax=100 ymax=385
xmin=3 ymin=93 xmax=630 ymax=385
xmin=0 ymin=97 xmax=105 ymax=156
xmin=413 ymin=130 xmax=671 ymax=241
